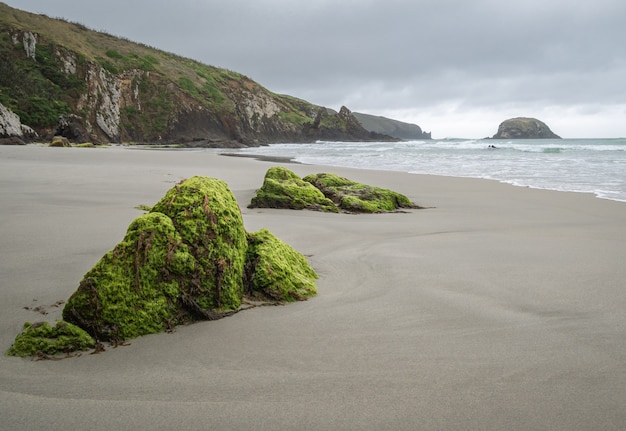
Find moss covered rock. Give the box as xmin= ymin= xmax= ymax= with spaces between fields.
xmin=249 ymin=166 xmax=338 ymax=212
xmin=63 ymin=212 xmax=195 ymax=340
xmin=246 ymin=229 xmax=318 ymax=302
xmin=304 ymin=173 xmax=419 ymax=213
xmin=58 ymin=176 xmax=317 ymax=346
xmin=151 ymin=176 xmax=248 ymax=311
xmin=63 ymin=177 xmax=249 ymax=341
xmin=49 ymin=136 xmax=72 ymax=147
xmin=7 ymin=321 xmax=95 ymax=357
xmin=6 ymin=175 xmax=319 ymax=355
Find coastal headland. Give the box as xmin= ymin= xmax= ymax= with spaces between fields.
xmin=1 ymin=145 xmax=625 ymax=430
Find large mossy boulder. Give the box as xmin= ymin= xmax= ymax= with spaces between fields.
xmin=246 ymin=229 xmax=318 ymax=302
xmin=248 ymin=166 xmax=338 ymax=212
xmin=62 ymin=212 xmax=197 ymax=341
xmin=304 ymin=173 xmax=419 ymax=213
xmin=11 ymin=176 xmax=318 ymax=355
xmin=7 ymin=321 xmax=95 ymax=358
xmin=61 ymin=176 xmax=312 ymax=344
xmin=151 ymin=176 xmax=248 ymax=312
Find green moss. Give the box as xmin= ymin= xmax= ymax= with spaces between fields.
xmin=151 ymin=176 xmax=248 ymax=312
xmin=63 ymin=212 xmax=193 ymax=340
xmin=303 ymin=173 xmax=419 ymax=213
xmin=43 ymin=176 xmax=316 ymax=348
xmin=49 ymin=136 xmax=71 ymax=147
xmin=7 ymin=321 xmax=95 ymax=358
xmin=249 ymin=166 xmax=338 ymax=212
xmin=246 ymin=229 xmax=317 ymax=302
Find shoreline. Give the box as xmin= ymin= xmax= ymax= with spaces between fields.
xmin=1 ymin=145 xmax=625 ymax=430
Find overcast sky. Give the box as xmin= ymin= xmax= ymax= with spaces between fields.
xmin=6 ymin=0 xmax=626 ymax=138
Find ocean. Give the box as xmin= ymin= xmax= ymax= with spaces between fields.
xmin=229 ymin=138 xmax=626 ymax=203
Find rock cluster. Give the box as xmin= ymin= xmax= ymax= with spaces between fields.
xmin=249 ymin=167 xmax=421 ymax=213
xmin=8 ymin=176 xmax=317 ymax=357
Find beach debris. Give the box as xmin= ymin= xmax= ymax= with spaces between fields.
xmin=7 ymin=176 xmax=317 ymax=357
xmin=248 ymin=166 xmax=338 ymax=212
xmin=7 ymin=321 xmax=95 ymax=358
xmin=248 ymin=167 xmax=421 ymax=213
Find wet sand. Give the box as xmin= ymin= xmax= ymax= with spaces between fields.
xmin=1 ymin=144 xmax=625 ymax=430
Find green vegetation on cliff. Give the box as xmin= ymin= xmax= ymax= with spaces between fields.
xmin=0 ymin=2 xmax=390 ymax=145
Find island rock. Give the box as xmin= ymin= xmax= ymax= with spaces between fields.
xmin=492 ymin=117 xmax=561 ymax=139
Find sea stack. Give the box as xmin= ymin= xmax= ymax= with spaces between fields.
xmin=492 ymin=117 xmax=561 ymax=139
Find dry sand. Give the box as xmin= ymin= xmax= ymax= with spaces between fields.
xmin=1 ymin=144 xmax=625 ymax=430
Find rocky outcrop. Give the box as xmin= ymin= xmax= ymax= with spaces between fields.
xmin=0 ymin=102 xmax=36 ymax=142
xmin=249 ymin=166 xmax=339 ymax=212
xmin=0 ymin=3 xmax=394 ymax=146
xmin=492 ymin=117 xmax=561 ymax=139
xmin=353 ymin=112 xmax=431 ymax=140
xmin=303 ymin=172 xmax=421 ymax=213
xmin=249 ymin=167 xmax=421 ymax=213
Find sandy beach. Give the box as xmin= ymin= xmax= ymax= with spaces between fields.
xmin=1 ymin=144 xmax=625 ymax=430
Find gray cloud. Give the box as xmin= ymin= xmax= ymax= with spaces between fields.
xmin=6 ymin=0 xmax=626 ymax=137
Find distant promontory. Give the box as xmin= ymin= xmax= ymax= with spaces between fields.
xmin=492 ymin=117 xmax=561 ymax=139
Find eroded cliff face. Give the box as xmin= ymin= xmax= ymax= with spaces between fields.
xmin=0 ymin=102 xmax=36 ymax=140
xmin=0 ymin=8 xmax=389 ymax=146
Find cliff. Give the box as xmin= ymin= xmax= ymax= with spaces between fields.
xmin=492 ymin=117 xmax=561 ymax=139
xmin=352 ymin=112 xmax=431 ymax=140
xmin=0 ymin=3 xmax=391 ymax=146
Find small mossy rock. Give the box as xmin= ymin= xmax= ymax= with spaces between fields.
xmin=7 ymin=321 xmax=95 ymax=357
xmin=63 ymin=212 xmax=195 ymax=340
xmin=248 ymin=166 xmax=339 ymax=212
xmin=246 ymin=229 xmax=318 ymax=302
xmin=49 ymin=136 xmax=71 ymax=147
xmin=303 ymin=173 xmax=419 ymax=213
xmin=151 ymin=176 xmax=248 ymax=312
